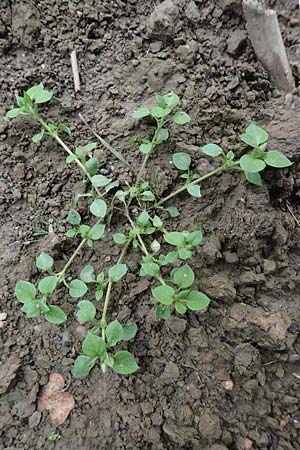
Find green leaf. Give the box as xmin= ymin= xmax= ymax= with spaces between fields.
xmin=38 ymin=276 xmax=57 ymax=295
xmin=140 ymin=190 xmax=155 ymax=201
xmin=90 ymin=224 xmax=105 ymax=240
xmin=95 ymin=288 xmax=104 ymax=301
xmin=90 ymin=199 xmax=107 ymax=218
xmin=5 ymin=108 xmax=23 ymax=120
xmin=187 ymin=184 xmax=201 ymax=197
xmin=164 ymin=231 xmax=185 ymax=247
xmin=186 ymin=291 xmax=210 ymax=311
xmin=109 ymin=264 xmax=128 ymax=282
xmin=240 ymin=154 xmax=266 ymax=173
xmin=171 ymin=264 xmax=194 ymax=288
xmin=22 ymin=301 xmax=41 ymax=318
xmin=66 ymin=154 xmax=77 ymax=164
xmin=69 ymin=279 xmax=88 ymax=298
xmin=112 ymin=351 xmax=139 ymax=375
xmin=226 ymin=150 xmax=235 ymax=160
xmin=76 ymin=142 xmax=97 ymax=159
xmin=65 ymin=229 xmax=77 ymax=238
xmin=151 ymin=106 xmax=170 ymax=118
xmin=163 ymin=92 xmax=180 ymax=108
xmin=77 ymin=300 xmax=96 ymax=323
xmin=155 ymin=305 xmax=170 ymax=320
xmin=36 ymin=252 xmax=54 ymax=271
xmin=45 ymin=306 xmax=67 ymax=324
xmin=165 ymin=251 xmax=178 ymax=264
xmin=156 ymin=128 xmax=169 ymax=144
xmin=67 ymin=208 xmax=81 ymax=225
xmin=15 ymin=281 xmax=36 ymax=303
xmin=173 ymin=152 xmax=191 ymax=170
xmin=245 ymin=171 xmax=263 ymax=186
xmin=80 ymin=265 xmax=95 ymax=283
xmin=58 ymin=123 xmax=72 ymax=136
xmin=152 ymin=215 xmax=163 ymax=228
xmin=152 ymin=285 xmax=175 ymax=305
xmin=139 ymin=142 xmax=152 ymax=154
xmin=83 ymin=332 xmax=106 ymax=357
xmin=240 ymin=123 xmax=268 ymax=147
xmin=141 ymin=262 xmax=160 ymax=277
xmin=264 ymin=150 xmax=293 ymax=168
xmin=27 ymin=83 xmax=53 ymax=103
xmin=166 ymin=206 xmax=180 ymax=218
xmin=137 ymin=210 xmax=149 ymax=225
xmin=106 ymin=320 xmax=124 ymax=347
xmin=32 ymin=129 xmax=44 ymax=143
xmin=174 ymin=301 xmax=187 ymax=315
xmin=105 ymin=180 xmax=119 ymax=193
xmin=172 ymin=111 xmax=191 ymax=125
xmin=91 ymin=175 xmax=111 ymax=187
xmin=201 ymin=143 xmax=223 ymax=157
xmin=132 ymin=108 xmax=150 ymax=119
xmin=122 ymin=323 xmax=138 ymax=341
xmin=178 ymin=248 xmax=193 ymax=260
xmin=155 ymin=94 xmax=167 ymax=108
xmin=16 ymin=96 xmax=25 ymax=107
xmin=73 ymin=355 xmax=97 ymax=378
xmin=187 ymin=229 xmax=203 ymax=246
xmin=113 ymin=233 xmax=127 ymax=245
xmin=85 ymin=157 xmax=99 ymax=175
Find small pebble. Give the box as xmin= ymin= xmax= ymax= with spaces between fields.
xmin=0 ymin=313 xmax=7 ymax=321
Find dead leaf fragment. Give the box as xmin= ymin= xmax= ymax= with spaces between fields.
xmin=37 ymin=373 xmax=75 ymax=425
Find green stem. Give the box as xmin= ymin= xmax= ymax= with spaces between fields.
xmin=125 ymin=207 xmax=166 ymax=286
xmin=134 ymin=118 xmax=165 ymax=189
xmin=101 ymin=239 xmax=131 ymax=340
xmin=34 ymin=113 xmax=103 ymax=198
xmin=157 ymin=162 xmax=239 ymax=206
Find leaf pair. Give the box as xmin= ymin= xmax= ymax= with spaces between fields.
xmin=15 ymin=280 xmax=66 ymax=324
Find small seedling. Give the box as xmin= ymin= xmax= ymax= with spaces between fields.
xmin=4 ymin=85 xmax=293 ymax=379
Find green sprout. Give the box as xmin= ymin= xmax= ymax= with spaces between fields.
xmin=4 ymin=84 xmax=293 ymax=379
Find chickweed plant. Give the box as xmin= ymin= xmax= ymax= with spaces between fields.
xmin=5 ymin=84 xmax=292 ymax=377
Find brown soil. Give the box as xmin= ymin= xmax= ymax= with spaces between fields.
xmin=1 ymin=1 xmax=300 ymax=449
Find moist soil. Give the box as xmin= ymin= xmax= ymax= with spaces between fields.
xmin=1 ymin=1 xmax=300 ymax=449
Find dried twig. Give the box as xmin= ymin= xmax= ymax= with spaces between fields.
xmin=70 ymin=50 xmax=80 ymax=92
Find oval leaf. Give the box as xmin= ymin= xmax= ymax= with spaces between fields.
xmin=108 ymin=264 xmax=128 ymax=282
xmin=201 ymin=143 xmax=223 ymax=157
xmin=172 ymin=111 xmax=191 ymax=125
xmin=239 ymin=155 xmax=266 ymax=173
xmin=186 ymin=291 xmax=210 ymax=311
xmin=172 ymin=264 xmax=194 ymax=289
xmin=90 ymin=199 xmax=107 ymax=218
xmin=173 ymin=152 xmax=191 ymax=170
xmin=187 ymin=184 xmax=201 ymax=198
xmin=38 ymin=276 xmax=57 ymax=295
xmin=15 ymin=280 xmax=36 ymax=304
xmin=264 ymin=150 xmax=293 ymax=168
xmin=112 ymin=351 xmax=139 ymax=375
xmin=152 ymin=285 xmax=175 ymax=305
xmin=45 ymin=306 xmax=67 ymax=324
xmin=77 ymin=300 xmax=96 ymax=323
xmin=82 ymin=332 xmax=106 ymax=357
xmin=73 ymin=355 xmax=97 ymax=378
xmin=69 ymin=279 xmax=88 ymax=298
xmin=36 ymin=252 xmax=54 ymax=271
xmin=106 ymin=320 xmax=124 ymax=347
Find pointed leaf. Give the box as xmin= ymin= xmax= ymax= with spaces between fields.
xmin=112 ymin=351 xmax=139 ymax=375
xmin=45 ymin=306 xmax=67 ymax=324
xmin=69 ymin=279 xmax=88 ymax=298
xmin=73 ymin=355 xmax=97 ymax=378
xmin=264 ymin=150 xmax=293 ymax=168
xmin=106 ymin=320 xmax=124 ymax=347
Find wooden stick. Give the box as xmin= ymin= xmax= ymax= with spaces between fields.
xmin=70 ymin=50 xmax=80 ymax=92
xmin=243 ymin=0 xmax=295 ymax=92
